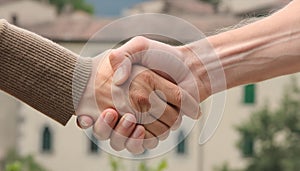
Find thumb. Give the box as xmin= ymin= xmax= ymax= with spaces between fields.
xmin=110 ymin=50 xmax=133 ymax=85
xmin=109 ymin=36 xmax=152 ymax=85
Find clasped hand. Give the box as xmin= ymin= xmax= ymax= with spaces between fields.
xmin=76 ymin=36 xmax=209 ymax=154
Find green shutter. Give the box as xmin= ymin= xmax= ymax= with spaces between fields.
xmin=242 ymin=133 xmax=254 ymax=157
xmin=244 ymin=84 xmax=256 ymax=104
xmin=42 ymin=126 xmax=52 ymax=152
xmin=177 ymin=130 xmax=186 ymax=154
xmin=90 ymin=135 xmax=99 ymax=153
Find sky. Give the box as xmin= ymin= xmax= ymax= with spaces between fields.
xmin=86 ymin=0 xmax=149 ymax=17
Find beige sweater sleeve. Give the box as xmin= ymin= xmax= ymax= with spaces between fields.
xmin=0 ymin=19 xmax=92 ymax=125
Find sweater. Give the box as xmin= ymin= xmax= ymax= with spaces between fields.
xmin=0 ymin=19 xmax=92 ymax=125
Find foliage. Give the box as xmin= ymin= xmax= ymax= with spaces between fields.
xmin=109 ymin=156 xmax=124 ymax=171
xmin=109 ymin=157 xmax=168 ymax=171
xmin=47 ymin=0 xmax=94 ymax=14
xmin=5 ymin=162 xmax=22 ymax=171
xmin=138 ymin=159 xmax=168 ymax=171
xmin=215 ymin=78 xmax=300 ymax=171
xmin=214 ymin=162 xmax=240 ymax=171
xmin=4 ymin=150 xmax=47 ymax=171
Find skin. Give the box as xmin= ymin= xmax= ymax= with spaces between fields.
xmin=77 ymin=50 xmax=194 ymax=154
xmin=78 ymin=0 xmax=300 ymax=154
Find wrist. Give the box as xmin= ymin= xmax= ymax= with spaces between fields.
xmin=75 ymin=56 xmax=101 ymax=120
xmin=178 ymin=43 xmax=213 ymax=101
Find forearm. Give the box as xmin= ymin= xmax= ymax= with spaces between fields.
xmin=0 ymin=20 xmax=92 ymax=125
xmin=187 ymin=0 xmax=300 ymax=95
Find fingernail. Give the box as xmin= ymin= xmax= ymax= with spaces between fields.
xmin=113 ymin=67 xmax=125 ymax=85
xmin=104 ymin=112 xmax=115 ymax=124
xmin=122 ymin=115 xmax=135 ymax=128
xmin=133 ymin=127 xmax=144 ymax=138
xmin=79 ymin=118 xmax=88 ymax=127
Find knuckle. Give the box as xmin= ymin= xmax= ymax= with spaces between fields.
xmin=131 ymin=36 xmax=149 ymax=50
xmin=109 ymin=50 xmax=123 ymax=69
xmin=132 ymin=92 xmax=150 ymax=107
xmin=138 ymin=100 xmax=151 ymax=114
xmin=136 ymin=95 xmax=149 ymax=106
xmin=140 ymin=70 xmax=154 ymax=85
xmin=174 ymin=88 xmax=182 ymax=105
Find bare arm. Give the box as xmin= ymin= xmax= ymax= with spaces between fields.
xmin=185 ymin=0 xmax=300 ymax=94
xmin=78 ymin=0 xmax=300 ymax=154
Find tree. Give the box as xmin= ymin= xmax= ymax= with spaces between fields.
xmin=109 ymin=157 xmax=168 ymax=171
xmin=47 ymin=0 xmax=94 ymax=14
xmin=215 ymin=78 xmax=300 ymax=171
xmin=199 ymin=0 xmax=221 ymax=13
xmin=138 ymin=159 xmax=168 ymax=171
xmin=3 ymin=150 xmax=47 ymax=171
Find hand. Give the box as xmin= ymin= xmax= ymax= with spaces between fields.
xmin=76 ymin=50 xmax=186 ymax=154
xmin=111 ymin=36 xmax=208 ymax=115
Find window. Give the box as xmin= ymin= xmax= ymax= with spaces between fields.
xmin=89 ymin=135 xmax=99 ymax=154
xmin=244 ymin=84 xmax=256 ymax=104
xmin=41 ymin=126 xmax=52 ymax=153
xmin=176 ymin=130 xmax=186 ymax=155
xmin=242 ymin=133 xmax=254 ymax=157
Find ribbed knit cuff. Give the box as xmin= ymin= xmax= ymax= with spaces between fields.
xmin=72 ymin=57 xmax=93 ymax=111
xmin=0 ymin=19 xmax=92 ymax=125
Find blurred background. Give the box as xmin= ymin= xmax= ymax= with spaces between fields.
xmin=0 ymin=0 xmax=298 ymax=171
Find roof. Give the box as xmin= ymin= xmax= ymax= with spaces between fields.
xmin=126 ymin=0 xmax=214 ymax=16
xmin=221 ymin=0 xmax=288 ymax=16
xmin=166 ymin=0 xmax=214 ymax=15
xmin=26 ymin=12 xmax=112 ymax=42
xmin=26 ymin=13 xmax=239 ymax=43
xmin=0 ymin=0 xmax=18 ymax=5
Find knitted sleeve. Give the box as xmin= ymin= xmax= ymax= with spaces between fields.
xmin=0 ymin=19 xmax=92 ymax=125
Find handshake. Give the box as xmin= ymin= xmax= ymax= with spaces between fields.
xmin=1 ymin=2 xmax=298 ymax=156
xmin=75 ymin=36 xmax=216 ymax=154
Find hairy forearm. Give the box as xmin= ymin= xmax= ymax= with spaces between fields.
xmin=187 ymin=0 xmax=300 ymax=95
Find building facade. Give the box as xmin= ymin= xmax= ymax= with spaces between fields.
xmin=0 ymin=0 xmax=294 ymax=171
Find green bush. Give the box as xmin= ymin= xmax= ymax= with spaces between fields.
xmin=215 ymin=78 xmax=300 ymax=171
xmin=4 ymin=150 xmax=47 ymax=171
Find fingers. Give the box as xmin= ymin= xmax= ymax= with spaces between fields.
xmin=148 ymin=91 xmax=180 ymax=128
xmin=143 ymin=115 xmax=170 ymax=141
xmin=180 ymin=89 xmax=202 ymax=119
xmin=125 ymin=125 xmax=145 ymax=154
xmin=90 ymin=110 xmax=146 ymax=154
xmin=109 ymin=114 xmax=138 ymax=151
xmin=143 ymin=130 xmax=159 ymax=149
xmin=79 ymin=110 xmax=170 ymax=153
xmin=92 ymin=109 xmax=119 ymax=140
xmin=153 ymin=73 xmax=201 ymax=119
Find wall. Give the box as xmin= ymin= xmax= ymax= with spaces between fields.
xmin=0 ymin=0 xmax=56 ymax=26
